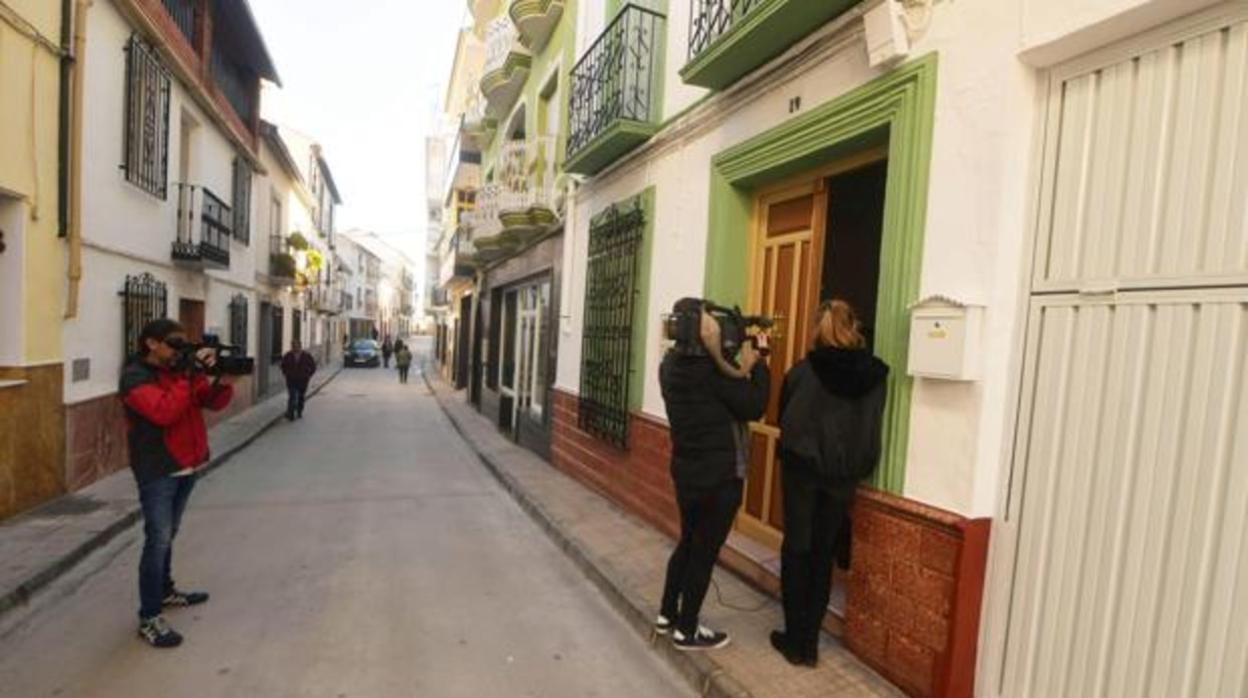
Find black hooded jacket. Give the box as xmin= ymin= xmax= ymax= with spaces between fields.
xmin=660 ymin=352 xmax=770 ymax=492
xmin=779 ymin=347 xmax=889 ymax=489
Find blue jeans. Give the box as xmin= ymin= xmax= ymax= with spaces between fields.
xmin=287 ymin=384 xmax=307 ymax=417
xmin=138 ymin=474 xmax=196 ymax=619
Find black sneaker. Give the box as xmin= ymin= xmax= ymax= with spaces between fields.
xmin=163 ymin=588 xmax=209 ymax=608
xmin=673 ymin=625 xmax=730 ymax=651
xmin=654 ymin=614 xmax=673 ymax=635
xmin=138 ymin=615 xmax=183 ymax=648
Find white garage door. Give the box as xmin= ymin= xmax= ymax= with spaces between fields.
xmin=990 ymin=6 xmax=1248 ymax=698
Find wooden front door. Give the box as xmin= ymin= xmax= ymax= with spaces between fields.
xmin=738 ymin=184 xmax=826 ymax=549
xmin=178 ymin=299 xmax=205 ymax=342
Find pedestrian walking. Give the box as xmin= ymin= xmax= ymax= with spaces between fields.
xmin=771 ymin=300 xmax=888 ymax=668
xmin=381 ymin=336 xmax=394 ymax=368
xmin=119 ymin=319 xmax=235 ymax=648
xmin=280 ymin=338 xmax=317 ymax=420
xmin=657 ymin=298 xmax=769 ymax=651
xmin=395 ymin=341 xmax=413 ymax=384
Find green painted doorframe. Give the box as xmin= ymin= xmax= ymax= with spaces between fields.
xmin=703 ymin=53 xmax=938 ymax=493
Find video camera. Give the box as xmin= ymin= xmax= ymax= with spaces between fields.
xmin=663 ymin=299 xmax=776 ymax=359
xmin=167 ymin=334 xmax=255 ymax=377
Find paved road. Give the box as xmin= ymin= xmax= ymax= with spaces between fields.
xmin=0 ymin=357 xmax=692 ymax=698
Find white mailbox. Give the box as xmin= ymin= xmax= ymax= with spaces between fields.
xmin=907 ymin=295 xmax=983 ymax=381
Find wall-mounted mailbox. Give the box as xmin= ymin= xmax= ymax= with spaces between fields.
xmin=907 ymin=295 xmax=983 ymax=381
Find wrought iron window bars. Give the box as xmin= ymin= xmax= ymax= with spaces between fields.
xmin=123 ymin=37 xmax=171 ymax=199
xmin=578 ymin=199 xmax=646 ymax=449
xmin=120 ymin=273 xmax=169 ymax=361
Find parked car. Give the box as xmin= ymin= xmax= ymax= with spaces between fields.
xmin=344 ymin=339 xmax=381 ymax=368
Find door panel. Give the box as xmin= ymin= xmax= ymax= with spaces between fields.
xmin=990 ymin=10 xmax=1248 ymax=697
xmin=739 ymin=186 xmax=824 ymax=547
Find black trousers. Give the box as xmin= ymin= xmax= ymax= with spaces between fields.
xmin=660 ymin=478 xmax=742 ymax=635
xmin=780 ymin=466 xmax=854 ymax=654
xmin=398 ymin=366 xmax=410 ymax=383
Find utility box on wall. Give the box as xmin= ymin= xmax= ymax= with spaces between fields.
xmin=907 ymin=295 xmax=983 ymax=381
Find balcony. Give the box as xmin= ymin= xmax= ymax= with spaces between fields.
xmin=565 ymin=4 xmax=666 ymax=177
xmin=439 ymin=228 xmax=478 ymax=286
xmin=161 ymin=0 xmax=197 ymax=45
xmin=481 ymin=17 xmax=531 ymax=118
xmin=171 ymin=184 xmax=231 ymax=269
xmin=309 ymin=285 xmax=343 ymax=315
xmin=444 ymin=129 xmax=483 ymax=205
xmin=461 ymin=89 xmax=497 ymax=151
xmin=269 ymin=236 xmax=297 ymax=282
xmin=497 ymin=136 xmax=560 ymax=241
xmin=464 ymin=184 xmax=520 ymax=265
xmin=681 ymin=0 xmax=859 ymax=90
xmin=509 ymin=0 xmax=565 ymax=52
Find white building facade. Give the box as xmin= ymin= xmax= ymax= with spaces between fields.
xmin=550 ymin=1 xmax=1246 ymax=696
xmin=62 ymin=0 xmax=278 ymax=487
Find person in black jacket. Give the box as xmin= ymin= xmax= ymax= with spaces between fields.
xmin=657 ymin=298 xmax=770 ymax=651
xmin=771 ymin=299 xmax=888 ymax=667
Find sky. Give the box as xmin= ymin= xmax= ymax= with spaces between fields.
xmin=249 ymin=0 xmax=467 ymax=264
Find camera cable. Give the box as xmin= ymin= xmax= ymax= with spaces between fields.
xmin=708 ymin=577 xmax=773 ymax=613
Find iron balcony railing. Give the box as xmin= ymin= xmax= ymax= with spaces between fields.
xmin=161 ymin=0 xmax=196 ymax=46
xmin=172 ymin=183 xmax=231 ymax=267
xmin=568 ymin=4 xmax=666 ymax=158
xmin=497 ymin=136 xmax=558 ymax=215
xmin=484 ymin=16 xmax=521 ymax=77
xmin=687 ymin=0 xmax=762 ymax=61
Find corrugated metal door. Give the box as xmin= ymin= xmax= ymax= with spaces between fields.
xmin=994 ymin=7 xmax=1248 ymax=697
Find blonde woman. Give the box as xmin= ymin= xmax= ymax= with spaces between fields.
xmin=772 ymin=300 xmax=888 ymax=667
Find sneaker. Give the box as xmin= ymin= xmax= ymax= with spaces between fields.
xmin=654 ymin=614 xmax=673 ymax=635
xmin=138 ymin=615 xmax=183 ymax=648
xmin=163 ymin=588 xmax=209 ymax=608
xmin=673 ymin=625 xmax=730 ymax=651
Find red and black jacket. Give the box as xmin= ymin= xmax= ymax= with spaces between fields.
xmin=119 ymin=359 xmax=233 ymax=486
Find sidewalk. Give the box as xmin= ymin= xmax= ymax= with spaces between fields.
xmin=0 ymin=367 xmax=341 ymax=623
xmin=425 ymin=367 xmax=903 ymax=698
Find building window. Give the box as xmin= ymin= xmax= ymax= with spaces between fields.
xmin=121 ymin=273 xmax=168 ymax=361
xmin=232 ymin=158 xmax=252 ymax=244
xmin=578 ymin=198 xmax=646 ymax=449
xmin=270 ymin=305 xmax=284 ymax=363
xmin=123 ymin=37 xmax=172 ymax=199
xmin=229 ymin=294 xmax=249 ymax=353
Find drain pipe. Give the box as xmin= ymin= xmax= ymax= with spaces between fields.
xmin=58 ymin=0 xmax=71 ymax=236
xmin=64 ymin=0 xmax=90 ymax=319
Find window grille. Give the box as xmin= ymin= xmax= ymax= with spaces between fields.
xmin=270 ymin=305 xmax=284 ymax=362
xmin=229 ymin=294 xmax=249 ymax=353
xmin=199 ymin=188 xmax=232 ymax=267
xmin=123 ymin=37 xmax=171 ymax=199
xmin=120 ymin=273 xmax=168 ymax=360
xmin=578 ymin=199 xmax=645 ymax=448
xmin=232 ymin=158 xmax=252 ymax=244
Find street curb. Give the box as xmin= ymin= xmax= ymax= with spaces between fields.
xmin=425 ymin=368 xmax=754 ymax=698
xmin=0 ymin=367 xmax=342 ymax=623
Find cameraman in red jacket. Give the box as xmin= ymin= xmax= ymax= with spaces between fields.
xmin=119 ymin=319 xmax=235 ymax=648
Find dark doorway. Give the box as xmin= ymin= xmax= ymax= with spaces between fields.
xmin=178 ymin=299 xmax=205 ymax=342
xmin=821 ymin=159 xmax=888 ymax=347
xmin=258 ymin=301 xmax=273 ymax=396
xmin=456 ymin=295 xmax=471 ymax=390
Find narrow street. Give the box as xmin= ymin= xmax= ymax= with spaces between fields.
xmin=0 ymin=349 xmax=692 ymax=698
